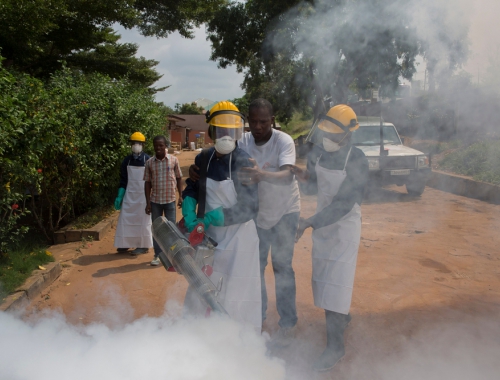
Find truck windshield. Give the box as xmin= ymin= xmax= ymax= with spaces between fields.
xmin=351 ymin=126 xmax=401 ymax=146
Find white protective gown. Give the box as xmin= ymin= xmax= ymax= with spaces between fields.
xmin=184 ymin=152 xmax=262 ymax=330
xmin=114 ymin=161 xmax=153 ymax=248
xmin=311 ymin=147 xmax=362 ymax=314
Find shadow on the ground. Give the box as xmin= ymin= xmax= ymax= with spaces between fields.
xmin=92 ymin=262 xmax=161 ymax=278
xmin=363 ymin=186 xmax=421 ymax=204
xmin=74 ymin=251 xmax=147 ymax=266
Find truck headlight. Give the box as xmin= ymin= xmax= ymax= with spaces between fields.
xmin=418 ymin=155 xmax=429 ymax=168
xmin=367 ymin=157 xmax=379 ymax=170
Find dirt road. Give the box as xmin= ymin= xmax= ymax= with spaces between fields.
xmin=26 ymin=151 xmax=500 ymax=379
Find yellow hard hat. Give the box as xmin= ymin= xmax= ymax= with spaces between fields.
xmin=206 ymin=101 xmax=245 ymax=141
xmin=318 ymin=105 xmax=359 ymax=134
xmin=129 ymin=132 xmax=146 ymax=142
xmin=206 ymin=101 xmax=245 ymax=128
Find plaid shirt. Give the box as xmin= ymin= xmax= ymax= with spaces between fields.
xmin=144 ymin=153 xmax=182 ymax=204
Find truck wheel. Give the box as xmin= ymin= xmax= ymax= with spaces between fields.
xmin=406 ymin=180 xmax=426 ymax=196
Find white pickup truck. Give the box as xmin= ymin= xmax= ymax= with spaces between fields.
xmin=352 ymin=117 xmax=431 ymax=196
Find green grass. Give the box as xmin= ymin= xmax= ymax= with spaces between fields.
xmin=408 ymin=140 xmax=461 ymax=154
xmin=440 ymin=140 xmax=500 ymax=185
xmin=69 ymin=205 xmax=115 ymax=230
xmin=280 ymin=112 xmax=313 ymax=140
xmin=0 ymin=233 xmax=54 ymax=301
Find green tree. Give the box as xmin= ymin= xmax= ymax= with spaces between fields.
xmin=230 ymin=94 xmax=251 ymax=116
xmin=66 ymin=33 xmax=163 ymax=90
xmin=207 ymin=0 xmax=468 ymax=122
xmin=174 ymin=102 xmax=205 ymax=114
xmin=0 ymin=0 xmax=224 ymax=88
xmin=134 ymin=0 xmax=226 ymax=38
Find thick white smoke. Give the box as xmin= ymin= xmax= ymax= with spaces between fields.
xmin=0 ymin=310 xmax=285 ymax=380
xmin=356 ymin=316 xmax=500 ymax=380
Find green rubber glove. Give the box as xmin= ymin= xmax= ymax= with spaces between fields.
xmin=182 ymin=196 xmax=201 ymax=232
xmin=114 ymin=188 xmax=126 ymax=210
xmin=187 ymin=218 xmax=205 ymax=232
xmin=204 ymin=207 xmax=224 ymax=228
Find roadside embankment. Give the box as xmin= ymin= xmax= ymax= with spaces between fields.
xmin=1 ymin=211 xmax=119 ymax=312
xmin=53 ymin=211 xmax=119 ymax=244
xmin=428 ymin=170 xmax=500 ymax=205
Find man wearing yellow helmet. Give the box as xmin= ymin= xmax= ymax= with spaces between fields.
xmin=181 ymin=101 xmax=261 ymax=330
xmin=291 ymin=104 xmax=368 ymax=372
xmin=114 ymin=132 xmax=153 ymax=255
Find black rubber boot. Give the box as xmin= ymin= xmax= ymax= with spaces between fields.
xmin=313 ymin=310 xmax=351 ymax=372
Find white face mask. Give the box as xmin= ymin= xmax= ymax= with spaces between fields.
xmin=323 ymin=137 xmax=341 ymax=152
xmin=214 ymin=136 xmax=235 ymax=155
xmin=131 ymin=143 xmax=143 ymax=154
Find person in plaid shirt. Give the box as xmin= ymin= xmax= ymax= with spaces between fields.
xmin=144 ymin=135 xmax=183 ymax=266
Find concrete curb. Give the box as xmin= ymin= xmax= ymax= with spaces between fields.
xmin=427 ymin=170 xmax=500 ymax=205
xmin=0 ymin=262 xmax=62 ymax=312
xmin=1 ymin=211 xmax=120 ymax=312
xmin=53 ymin=211 xmax=120 ymax=244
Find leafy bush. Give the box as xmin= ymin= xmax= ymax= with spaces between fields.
xmin=0 ymin=59 xmax=168 ymax=249
xmin=441 ymin=140 xmax=500 ymax=185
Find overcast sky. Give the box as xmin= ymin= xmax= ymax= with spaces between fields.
xmin=116 ymin=0 xmax=498 ymax=107
xmin=115 ymin=25 xmax=245 ymax=108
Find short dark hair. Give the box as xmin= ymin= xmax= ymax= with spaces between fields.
xmin=248 ymin=98 xmax=274 ymax=116
xmin=153 ymin=135 xmax=168 ymax=145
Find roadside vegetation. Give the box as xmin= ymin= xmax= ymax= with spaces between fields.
xmin=407 ymin=137 xmax=500 ymax=186
xmin=440 ymin=140 xmax=500 ymax=185
xmin=0 ymin=58 xmax=168 ymax=298
xmin=0 ymin=233 xmax=54 ymax=300
xmin=280 ymin=112 xmax=314 ymax=140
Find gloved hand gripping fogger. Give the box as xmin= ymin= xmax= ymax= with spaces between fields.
xmin=151 ymin=216 xmax=228 ymax=316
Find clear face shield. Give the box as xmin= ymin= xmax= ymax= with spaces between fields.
xmin=207 ymin=110 xmax=245 ymax=154
xmin=306 ymin=116 xmax=349 ymax=148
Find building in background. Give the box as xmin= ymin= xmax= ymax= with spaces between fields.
xmin=167 ymin=114 xmax=213 ymax=149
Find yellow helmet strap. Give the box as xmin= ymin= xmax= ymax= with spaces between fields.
xmin=206 ymin=110 xmax=246 ymax=124
xmin=321 ymin=114 xmax=357 ymax=132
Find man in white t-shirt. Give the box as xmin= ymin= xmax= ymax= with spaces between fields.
xmin=189 ymin=99 xmax=300 ymax=345
xmin=238 ymin=99 xmax=301 ymax=346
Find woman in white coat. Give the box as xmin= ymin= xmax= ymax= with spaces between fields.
xmin=292 ymin=105 xmax=368 ymax=372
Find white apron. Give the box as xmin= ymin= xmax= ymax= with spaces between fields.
xmin=185 ymin=152 xmax=262 ymax=330
xmin=311 ymin=147 xmax=361 ymax=314
xmin=114 ymin=161 xmax=153 ymax=248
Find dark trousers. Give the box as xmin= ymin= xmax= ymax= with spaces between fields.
xmin=258 ymin=211 xmax=299 ymax=328
xmin=151 ymin=201 xmax=176 ymax=259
